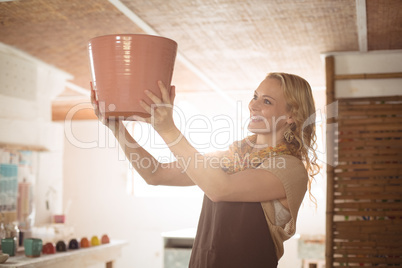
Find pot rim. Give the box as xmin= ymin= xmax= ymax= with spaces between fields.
xmin=88 ymin=33 xmax=177 ymax=45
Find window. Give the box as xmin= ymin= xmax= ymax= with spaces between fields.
xmin=125 ymin=100 xmax=238 ymax=197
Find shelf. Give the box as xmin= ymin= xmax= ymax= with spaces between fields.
xmin=0 ymin=240 xmax=127 ymax=268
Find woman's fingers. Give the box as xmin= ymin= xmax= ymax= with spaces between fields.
xmin=144 ymin=81 xmax=174 ymax=107
xmin=91 ymin=99 xmax=100 ymax=121
xmin=170 ymin=85 xmax=176 ymax=105
xmin=140 ymin=99 xmax=153 ymax=115
xmin=158 ymin=81 xmax=170 ymax=103
xmin=90 ymin=83 xmax=96 ymax=104
xmin=90 ymin=82 xmax=108 ymax=126
xmin=91 ymin=81 xmax=175 ymax=129
xmin=144 ymin=89 xmax=163 ymax=105
xmin=90 ymin=82 xmax=99 ymax=116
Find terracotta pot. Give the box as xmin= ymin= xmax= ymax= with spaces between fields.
xmin=101 ymin=234 xmax=110 ymax=244
xmin=88 ymin=34 xmax=177 ymax=120
xmin=80 ymin=237 xmax=90 ymax=248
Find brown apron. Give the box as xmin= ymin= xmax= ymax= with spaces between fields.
xmin=189 ymin=195 xmax=278 ymax=268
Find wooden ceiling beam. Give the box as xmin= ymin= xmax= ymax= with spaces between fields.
xmin=356 ymin=0 xmax=368 ymax=52
xmin=52 ymin=101 xmax=97 ymax=121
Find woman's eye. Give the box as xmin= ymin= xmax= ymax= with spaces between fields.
xmin=253 ymin=94 xmax=257 ymax=100
xmin=264 ymin=99 xmax=271 ymax=104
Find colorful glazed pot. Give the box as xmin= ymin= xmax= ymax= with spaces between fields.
xmin=24 ymin=238 xmax=43 ymax=258
xmin=101 ymin=234 xmax=110 ymax=244
xmin=68 ymin=239 xmax=80 ymax=250
xmin=91 ymin=236 xmax=100 ymax=246
xmin=88 ymin=34 xmax=177 ymax=120
xmin=42 ymin=242 xmax=56 ymax=254
xmin=1 ymin=238 xmax=15 ymax=257
xmin=80 ymin=237 xmax=90 ymax=248
xmin=56 ymin=241 xmax=67 ymax=252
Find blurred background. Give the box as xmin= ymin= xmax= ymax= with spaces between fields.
xmin=0 ymin=0 xmax=401 ymax=267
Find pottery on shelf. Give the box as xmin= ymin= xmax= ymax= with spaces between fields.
xmin=56 ymin=241 xmax=67 ymax=252
xmin=80 ymin=237 xmax=90 ymax=248
xmin=88 ymin=34 xmax=178 ymax=120
xmin=42 ymin=242 xmax=56 ymax=254
xmin=101 ymin=234 xmax=110 ymax=244
xmin=91 ymin=236 xmax=100 ymax=246
xmin=24 ymin=238 xmax=43 ymax=258
xmin=68 ymin=239 xmax=80 ymax=250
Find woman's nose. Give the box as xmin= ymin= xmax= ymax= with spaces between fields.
xmin=249 ymin=100 xmax=260 ymax=111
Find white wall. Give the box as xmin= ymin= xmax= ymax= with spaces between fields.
xmin=330 ymin=50 xmax=402 ymax=98
xmin=0 ymin=44 xmax=68 ymax=226
xmin=62 ymin=120 xmax=203 ymax=268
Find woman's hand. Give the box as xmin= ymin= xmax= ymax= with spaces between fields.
xmin=140 ymin=81 xmax=177 ymax=135
xmin=90 ymin=82 xmax=122 ymax=135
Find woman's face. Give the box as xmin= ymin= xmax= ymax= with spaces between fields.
xmin=247 ymin=78 xmax=292 ymax=138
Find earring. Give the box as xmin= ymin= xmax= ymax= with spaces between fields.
xmin=284 ymin=128 xmax=295 ymax=143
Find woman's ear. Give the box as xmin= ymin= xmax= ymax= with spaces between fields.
xmin=286 ymin=115 xmax=294 ymax=124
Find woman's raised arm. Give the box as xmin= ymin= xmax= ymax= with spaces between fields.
xmin=90 ymin=84 xmax=194 ymax=187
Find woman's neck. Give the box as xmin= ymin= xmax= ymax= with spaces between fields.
xmin=255 ymin=133 xmax=284 ymax=148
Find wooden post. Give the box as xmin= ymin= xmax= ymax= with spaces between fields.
xmin=325 ymin=55 xmax=335 ymax=268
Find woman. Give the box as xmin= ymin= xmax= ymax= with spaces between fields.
xmin=91 ymin=72 xmax=319 ymax=267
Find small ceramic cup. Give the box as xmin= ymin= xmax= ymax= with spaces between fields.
xmin=68 ymin=239 xmax=79 ymax=250
xmin=1 ymin=238 xmax=16 ymax=256
xmin=80 ymin=237 xmax=90 ymax=248
xmin=101 ymin=234 xmax=110 ymax=244
xmin=56 ymin=241 xmax=67 ymax=252
xmin=42 ymin=242 xmax=56 ymax=254
xmin=24 ymin=238 xmax=43 ymax=258
xmin=91 ymin=236 xmax=100 ymax=246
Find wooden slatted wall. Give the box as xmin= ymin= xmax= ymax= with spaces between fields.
xmin=326 ymin=56 xmax=402 ymax=267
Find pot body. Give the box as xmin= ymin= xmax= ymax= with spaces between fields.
xmin=24 ymin=238 xmax=42 ymax=257
xmin=88 ymin=34 xmax=177 ymax=119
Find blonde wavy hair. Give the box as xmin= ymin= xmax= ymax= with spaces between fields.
xmin=267 ymin=72 xmax=320 ymax=204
